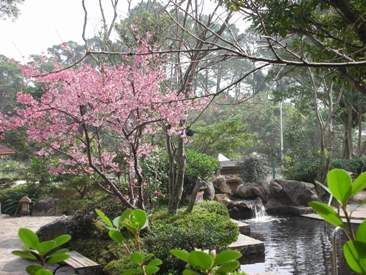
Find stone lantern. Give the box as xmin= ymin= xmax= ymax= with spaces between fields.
xmin=19 ymin=196 xmax=32 ymax=216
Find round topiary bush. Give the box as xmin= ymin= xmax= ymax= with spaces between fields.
xmin=239 ymin=156 xmax=267 ymax=183
xmin=144 ymin=205 xmax=238 ymax=273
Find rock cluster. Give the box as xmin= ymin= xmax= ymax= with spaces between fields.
xmin=212 ymin=175 xmax=318 ymax=218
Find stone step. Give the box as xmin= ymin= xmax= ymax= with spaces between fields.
xmin=231 ymin=219 xmax=250 ymax=235
xmin=301 ymin=213 xmax=363 ymax=224
xmin=229 ymin=234 xmax=264 ymax=256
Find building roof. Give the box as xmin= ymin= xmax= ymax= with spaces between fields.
xmin=0 ymin=144 xmax=15 ymax=156
xmin=219 ymin=160 xmax=240 ymax=168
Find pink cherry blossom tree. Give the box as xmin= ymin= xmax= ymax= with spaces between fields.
xmin=0 ymin=52 xmax=204 ymax=209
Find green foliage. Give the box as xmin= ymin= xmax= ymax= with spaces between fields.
xmin=327 ymin=169 xmax=352 ymax=205
xmin=186 ymin=149 xmax=219 ymax=181
xmin=0 ymin=184 xmax=43 ymax=215
xmin=308 ymin=201 xmax=344 ymax=227
xmin=343 ymin=220 xmax=366 ymax=274
xmin=171 ymin=249 xmax=242 ymax=274
xmin=144 ymin=205 xmax=238 ymax=272
xmin=96 ymin=208 xmax=162 ymax=274
xmin=12 ymin=228 xmax=71 ymax=275
xmin=309 ymin=169 xmax=366 ymax=274
xmin=239 ymin=157 xmax=267 ymax=183
xmin=283 ymin=156 xmax=320 ymax=182
xmin=194 ymin=201 xmax=230 ymax=217
xmin=0 ymin=159 xmax=26 ymax=182
xmin=25 ymin=157 xmax=54 ymax=185
xmin=141 ymin=149 xmax=169 ymax=204
xmin=330 ymin=158 xmax=366 ymax=175
xmin=191 ymin=116 xmax=255 ymax=159
xmin=184 ymin=149 xmax=219 ymax=195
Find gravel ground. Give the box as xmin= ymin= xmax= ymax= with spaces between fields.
xmin=0 ymin=215 xmax=74 ymax=275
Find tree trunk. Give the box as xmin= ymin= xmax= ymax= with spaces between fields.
xmin=358 ymin=112 xmax=363 ymax=157
xmin=186 ymin=178 xmax=205 ymax=213
xmin=168 ymin=135 xmax=186 ymax=214
xmin=343 ymin=104 xmax=353 ymax=159
xmin=133 ymin=150 xmax=145 ymax=209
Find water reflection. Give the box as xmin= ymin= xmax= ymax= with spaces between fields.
xmin=240 ymin=217 xmax=354 ymax=275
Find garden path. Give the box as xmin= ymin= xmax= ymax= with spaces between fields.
xmin=0 ymin=215 xmax=74 ymax=275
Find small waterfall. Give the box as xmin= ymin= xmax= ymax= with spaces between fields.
xmin=247 ymin=199 xmax=269 ymax=222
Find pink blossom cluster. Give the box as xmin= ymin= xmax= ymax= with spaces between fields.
xmin=1 ymin=54 xmax=205 ymax=177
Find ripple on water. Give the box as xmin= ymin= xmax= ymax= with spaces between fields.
xmin=240 ymin=217 xmax=354 ymax=275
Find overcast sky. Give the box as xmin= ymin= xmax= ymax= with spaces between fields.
xmin=0 ymin=0 xmax=129 ymax=62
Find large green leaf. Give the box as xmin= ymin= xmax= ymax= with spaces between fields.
xmin=215 ymin=250 xmax=241 ymax=265
xmin=53 ymin=234 xmax=71 ymax=248
xmin=188 ymin=251 xmax=214 ymax=272
xmin=95 ymin=209 xmax=113 ymax=228
xmin=108 ymin=229 xmax=124 ymax=243
xmin=216 ymin=261 xmax=240 ymax=273
xmin=148 ymin=258 xmax=162 ymax=266
xmin=12 ymin=250 xmax=37 ymax=261
xmin=112 ymin=216 xmax=121 ymax=229
xmin=170 ymin=249 xmax=189 ymax=262
xmin=327 ymin=169 xmax=352 ymax=205
xmin=18 ymin=228 xmax=39 ymax=249
xmin=182 ymin=269 xmax=199 ymax=275
xmin=145 ymin=264 xmax=160 ymax=275
xmin=130 ymin=209 xmax=148 ymax=230
xmin=35 ymin=268 xmax=53 ymax=275
xmin=121 ymin=268 xmax=141 ymax=275
xmin=26 ymin=264 xmax=43 ymax=275
xmin=119 ymin=209 xmax=133 ymax=224
xmin=26 ymin=265 xmax=53 ymax=275
xmin=356 ymin=220 xmax=366 ymax=243
xmin=46 ymin=251 xmax=69 ymax=264
xmin=352 ymin=172 xmax=366 ymax=196
xmin=37 ymin=240 xmax=56 ymax=255
xmin=308 ymin=201 xmax=344 ymax=227
xmin=343 ymin=240 xmax=366 ymax=274
xmin=130 ymin=252 xmax=145 ymax=265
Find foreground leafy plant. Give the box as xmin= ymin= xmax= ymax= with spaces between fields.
xmin=12 ymin=228 xmax=71 ymax=275
xmin=96 ymin=208 xmax=162 ymax=274
xmin=171 ymin=248 xmax=243 ymax=275
xmin=309 ymin=169 xmax=366 ymax=274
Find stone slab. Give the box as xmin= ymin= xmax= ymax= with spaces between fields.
xmin=301 ymin=213 xmax=363 ymax=224
xmin=229 ymin=234 xmax=264 ymax=256
xmin=231 ymin=219 xmax=250 ymax=235
xmin=0 ymin=216 xmax=66 ymax=274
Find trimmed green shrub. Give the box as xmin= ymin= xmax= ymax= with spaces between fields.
xmin=194 ymin=201 xmax=230 ymax=217
xmin=239 ymin=156 xmax=267 ymax=183
xmin=330 ymin=158 xmax=366 ymax=175
xmin=184 ymin=149 xmax=219 ymax=197
xmin=186 ymin=149 xmax=220 ymax=181
xmin=144 ymin=205 xmax=238 ymax=273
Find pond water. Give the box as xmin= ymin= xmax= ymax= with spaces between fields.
xmin=240 ymin=217 xmax=354 ymax=275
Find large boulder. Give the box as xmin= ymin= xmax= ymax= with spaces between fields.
xmin=37 ymin=210 xmax=106 ymax=241
xmin=203 ymin=181 xmax=215 ymax=200
xmin=212 ymin=175 xmax=232 ymax=195
xmin=265 ymin=179 xmax=318 ymax=215
xmin=215 ymin=194 xmax=253 ymax=219
xmin=235 ymin=183 xmax=268 ymax=203
xmin=225 ymin=176 xmax=244 ymax=194
xmin=32 ymin=198 xmax=58 ymax=216
xmin=37 ymin=215 xmax=74 ymax=240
